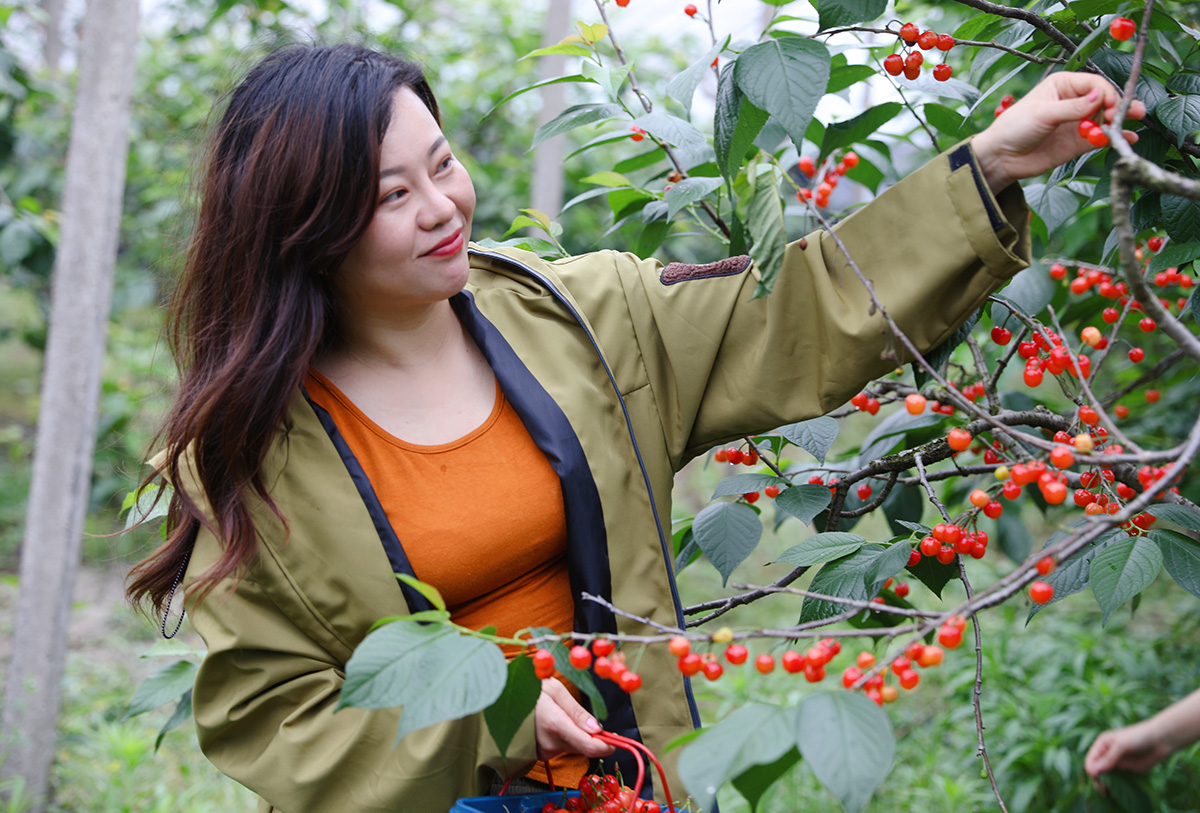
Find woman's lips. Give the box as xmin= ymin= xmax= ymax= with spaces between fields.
xmin=425 ymin=230 xmax=464 ymax=257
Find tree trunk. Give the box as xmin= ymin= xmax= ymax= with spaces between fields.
xmin=0 ymin=0 xmax=140 ymax=807
xmin=530 ymin=0 xmax=572 ymax=232
xmin=40 ymin=0 xmax=65 ymax=76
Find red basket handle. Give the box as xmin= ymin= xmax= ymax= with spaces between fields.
xmin=592 ymin=731 xmax=677 ymax=812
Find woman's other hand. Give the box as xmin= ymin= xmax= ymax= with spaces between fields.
xmin=971 ymin=71 xmax=1147 ymax=193
xmin=534 ymin=678 xmax=616 ymax=761
xmin=1085 ymin=720 xmax=1173 ymax=777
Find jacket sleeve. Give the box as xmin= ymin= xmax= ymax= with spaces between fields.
xmin=185 ymin=524 xmax=539 ymax=813
xmin=588 ymin=140 xmax=1030 ymax=468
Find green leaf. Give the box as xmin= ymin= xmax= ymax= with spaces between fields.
xmin=338 ymin=621 xmax=507 ymax=742
xmin=667 ymin=40 xmax=726 ymax=119
xmin=1090 ymin=536 xmax=1163 ymax=626
xmin=581 ymin=171 xmax=633 ymax=188
xmin=1149 ymin=529 xmax=1200 ymax=601
xmin=923 ymin=103 xmax=966 ymax=137
xmin=1147 ymin=241 xmax=1200 ymax=275
xmin=995 ymin=504 xmax=1032 ymax=563
xmin=1153 ymin=94 xmax=1200 ymax=147
xmin=484 ymin=74 xmax=591 ymax=119
xmin=1023 ymin=183 xmax=1081 ymax=242
xmin=395 ymin=573 xmax=447 ymax=612
xmin=1168 ymin=72 xmax=1200 ymax=95
xmin=734 ymin=38 xmax=831 ymax=150
xmin=774 ymin=483 xmax=833 ymax=526
xmin=1161 ymin=193 xmax=1200 ymax=243
xmin=531 ymin=103 xmax=623 ymax=150
xmin=795 ymin=692 xmax=895 ymax=813
xmin=857 ymin=410 xmax=943 ymax=464
xmin=818 ymin=103 xmax=902 ymax=163
xmin=774 ymin=532 xmax=866 ymax=567
xmin=731 ymin=746 xmax=801 ymax=812
xmin=1029 ymin=529 xmax=1121 ymax=621
xmin=122 ymin=483 xmax=169 ymax=532
xmin=665 ymin=176 xmax=725 ymax=220
xmin=777 ymin=416 xmax=839 ymax=464
xmin=126 ymin=660 xmax=197 ymax=718
xmin=800 ymin=543 xmax=910 ymax=624
xmin=817 ymin=0 xmax=886 ymax=30
xmin=905 ymin=547 xmax=957 ymax=598
xmin=991 ymin=264 xmax=1059 ymax=329
xmin=677 ymin=703 xmax=798 ymax=812
xmin=484 ymin=655 xmax=540 ymax=759
xmin=692 ymin=501 xmax=763 ymax=585
xmin=882 ymin=486 xmax=924 ymax=538
xmin=581 ymin=61 xmax=631 ymax=102
xmin=520 ymin=42 xmax=591 ymax=61
xmin=746 ymin=167 xmax=788 ymax=297
xmin=154 ymin=689 xmax=193 ymax=752
xmin=1147 ymin=503 xmax=1200 ymax=534
xmin=827 ymin=64 xmax=876 ymax=95
xmin=714 ymin=63 xmax=769 ymax=185
xmin=629 ymin=110 xmax=708 ymax=152
xmin=711 ymin=473 xmax=788 ymax=500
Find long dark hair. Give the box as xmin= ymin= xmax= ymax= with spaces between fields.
xmin=127 ymin=44 xmax=441 ymax=615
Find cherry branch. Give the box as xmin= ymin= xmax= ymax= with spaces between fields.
xmin=957 ymin=559 xmax=1008 ymax=813
xmin=818 ymin=24 xmax=1067 ymax=66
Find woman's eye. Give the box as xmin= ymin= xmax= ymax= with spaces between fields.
xmin=382 ymin=188 xmax=407 ymax=204
xmin=437 ymin=156 xmax=454 ymax=172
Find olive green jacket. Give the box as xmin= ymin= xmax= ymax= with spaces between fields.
xmin=182 ymin=142 xmax=1030 ymax=812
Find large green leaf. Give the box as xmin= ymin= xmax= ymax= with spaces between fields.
xmin=774 ymin=483 xmax=833 ymax=525
xmin=126 ymin=660 xmax=197 ymax=718
xmin=857 ymin=410 xmax=943 ymax=464
xmin=995 ymin=505 xmax=1032 ymax=563
xmin=1147 ymin=503 xmax=1200 ymax=534
xmin=712 ymin=472 xmax=788 ymax=499
xmin=774 ymin=532 xmax=867 ymax=567
xmin=714 ymin=64 xmax=769 ymax=184
xmin=800 ymin=543 xmax=911 ymax=623
xmin=484 ymin=655 xmax=540 ymax=759
xmin=1028 ymin=529 xmax=1122 ymax=622
xmin=1147 ymin=241 xmax=1200 ymax=275
xmin=795 ymin=691 xmax=895 ymax=813
xmin=581 ymin=62 xmax=631 ymax=102
xmin=677 ymin=703 xmax=798 ymax=811
xmin=530 ymin=103 xmax=623 ymax=150
xmin=1153 ymin=94 xmax=1200 ymax=147
xmin=745 ymin=166 xmax=788 ymax=297
xmin=817 ymin=0 xmax=886 ymax=30
xmin=1161 ymin=193 xmax=1200 ymax=243
xmin=1150 ymin=529 xmax=1200 ymax=601
xmin=630 ymin=110 xmax=708 ymax=152
xmin=1090 ymin=536 xmax=1163 ymax=625
xmin=338 ymin=620 xmax=507 ymax=742
xmin=734 ymin=38 xmax=831 ymax=149
xmin=818 ymin=103 xmax=902 ymax=162
xmin=665 ymin=176 xmax=725 ymax=220
xmin=731 ymin=746 xmax=801 ymax=812
xmin=154 ymin=689 xmax=193 ymax=752
xmin=1023 ymin=183 xmax=1081 ymax=242
xmin=905 ymin=546 xmax=957 ymax=598
xmin=692 ymin=501 xmax=763 ymax=585
xmin=777 ymin=416 xmax=839 ymax=464
xmin=667 ymin=39 xmax=726 ymax=119
xmin=883 ymin=486 xmax=924 ymax=538
xmin=991 ymin=263 xmax=1058 ymax=329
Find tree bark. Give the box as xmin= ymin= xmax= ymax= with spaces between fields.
xmin=530 ymin=0 xmax=572 ymax=232
xmin=40 ymin=0 xmax=65 ymax=76
xmin=0 ymin=0 xmax=140 ymax=807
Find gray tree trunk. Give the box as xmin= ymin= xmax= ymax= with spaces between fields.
xmin=530 ymin=0 xmax=571 ymax=232
xmin=0 ymin=0 xmax=141 ymax=807
xmin=40 ymin=0 xmax=65 ymax=76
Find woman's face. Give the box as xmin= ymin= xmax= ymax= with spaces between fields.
xmin=334 ymin=86 xmax=476 ymax=322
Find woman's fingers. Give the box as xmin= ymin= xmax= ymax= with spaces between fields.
xmin=534 ymin=679 xmax=616 ymax=760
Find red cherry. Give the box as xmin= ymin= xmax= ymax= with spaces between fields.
xmin=1109 ymin=16 xmax=1136 ymax=41
xmin=569 ymin=645 xmax=592 ymax=670
xmin=991 ymin=326 xmax=1012 ymax=345
xmin=1029 ymin=580 xmax=1055 ymax=604
xmin=917 ymin=30 xmax=938 ymax=50
xmin=755 ymin=653 xmax=775 ymax=674
xmin=1037 ymin=556 xmax=1056 ymax=576
xmin=533 ymin=648 xmax=556 ymax=680
xmin=1049 ymin=263 xmax=1068 ymax=280
xmin=843 ymin=151 xmax=859 ymax=169
xmin=684 ymin=3 xmax=698 ymax=16
xmin=724 ymin=643 xmax=748 ymax=665
xmin=947 ymin=427 xmax=972 ymax=452
xmin=618 ymin=670 xmax=642 ymax=693
xmin=1148 ymin=236 xmax=1164 ymax=253
xmin=677 ymin=652 xmax=703 ymax=677
xmin=668 ymin=636 xmax=691 ymax=658
xmin=933 ymin=63 xmax=952 ymax=82
xmin=937 ymin=34 xmax=955 ymax=51
xmin=883 ymin=54 xmax=904 ymax=76
xmin=1139 ymin=317 xmax=1157 ymax=332
xmin=798 ymin=155 xmax=816 ymax=178
xmin=743 ymin=491 xmax=760 ymax=504
xmin=782 ymin=650 xmax=805 ymax=674
xmin=702 ymin=658 xmax=724 ymax=681
xmin=592 ymin=638 xmax=615 ymax=657
xmin=899 ymin=22 xmax=920 ymax=43
xmin=1146 ymin=389 xmax=1161 ymax=404
xmin=895 ymin=582 xmax=910 ymax=598
xmin=764 ymin=484 xmax=781 ymax=498
xmin=1129 ymin=347 xmax=1145 ymax=362
xmin=983 ymin=501 xmax=1003 ymax=519
xmin=857 ymin=483 xmax=873 ymax=500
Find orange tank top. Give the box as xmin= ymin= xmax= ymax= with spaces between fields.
xmin=304 ymin=369 xmax=589 ymax=787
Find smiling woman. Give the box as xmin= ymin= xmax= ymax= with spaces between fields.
xmin=124 ymin=41 xmax=1140 ymax=813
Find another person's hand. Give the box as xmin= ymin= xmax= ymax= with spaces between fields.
xmin=971 ymin=72 xmax=1147 ymax=193
xmin=534 ymin=678 xmax=616 ymax=761
xmin=1085 ymin=720 xmax=1174 ymax=777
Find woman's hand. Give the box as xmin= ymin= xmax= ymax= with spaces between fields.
xmin=971 ymin=72 xmax=1147 ymax=193
xmin=534 ymin=678 xmax=616 ymax=761
xmin=1085 ymin=720 xmax=1172 ymax=777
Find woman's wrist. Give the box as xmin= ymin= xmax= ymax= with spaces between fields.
xmin=970 ymin=132 xmax=1014 ymax=194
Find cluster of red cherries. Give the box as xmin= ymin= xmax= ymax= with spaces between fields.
xmin=883 ymin=22 xmax=954 ymax=81
xmin=795 ymin=150 xmax=860 ymax=209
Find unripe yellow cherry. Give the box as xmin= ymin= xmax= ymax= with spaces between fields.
xmin=711 ymin=626 xmax=734 ymax=643
xmin=1073 ymin=433 xmax=1094 ymax=453
xmin=994 ymin=465 xmax=1010 ymax=481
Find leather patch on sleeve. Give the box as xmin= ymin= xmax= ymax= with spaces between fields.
xmin=660 ymin=255 xmax=751 ymax=285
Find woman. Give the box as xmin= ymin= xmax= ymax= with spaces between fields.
xmin=126 ymin=42 xmax=1142 ymax=812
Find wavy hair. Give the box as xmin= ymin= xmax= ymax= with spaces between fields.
xmin=127 ymin=44 xmax=440 ymax=615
